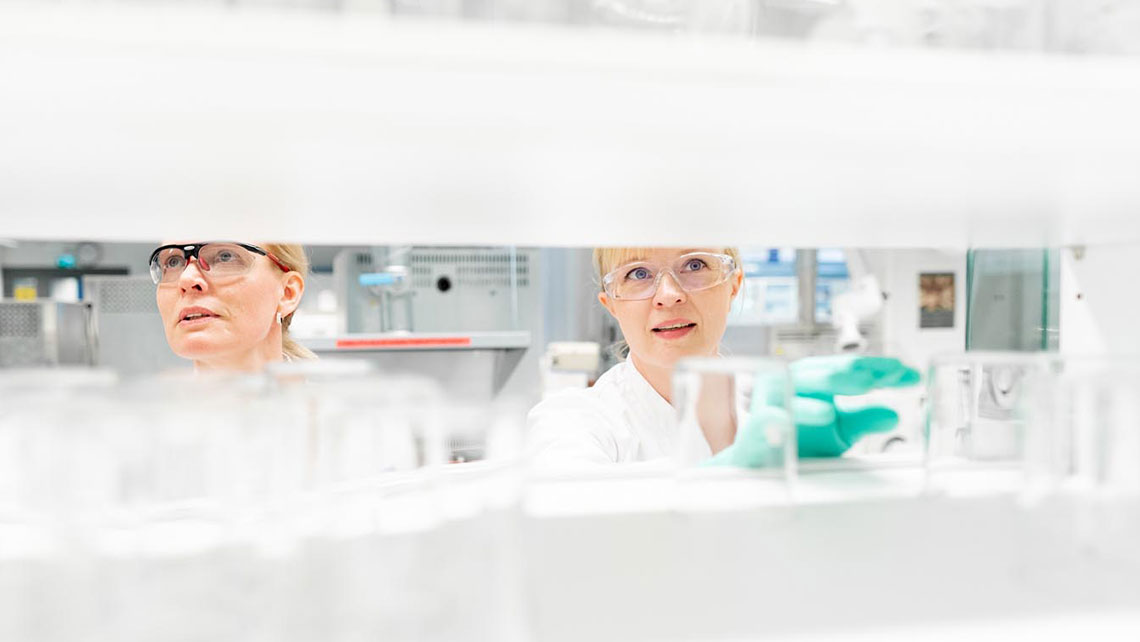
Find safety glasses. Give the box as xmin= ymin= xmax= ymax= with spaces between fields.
xmin=148 ymin=242 xmax=290 ymax=285
xmin=602 ymin=252 xmax=737 ymax=301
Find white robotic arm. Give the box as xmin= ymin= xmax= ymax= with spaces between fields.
xmin=830 ymin=250 xmax=884 ymax=353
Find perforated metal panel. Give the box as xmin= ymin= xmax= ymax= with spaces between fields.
xmin=0 ymin=302 xmax=92 ymax=367
xmin=338 ymin=247 xmax=539 ymax=334
xmin=83 ymin=275 xmax=184 ymax=374
xmin=0 ymin=304 xmax=41 ymax=338
xmin=0 ymin=304 xmax=48 ymax=367
xmin=407 ymin=247 xmax=537 ymax=333
xmin=410 ymin=250 xmax=531 ymax=289
xmin=90 ymin=277 xmax=158 ymax=315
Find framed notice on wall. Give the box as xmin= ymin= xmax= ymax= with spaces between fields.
xmin=919 ymin=272 xmax=955 ymax=329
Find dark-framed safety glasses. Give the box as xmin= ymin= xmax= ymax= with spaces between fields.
xmin=148 ymin=242 xmax=290 ymax=285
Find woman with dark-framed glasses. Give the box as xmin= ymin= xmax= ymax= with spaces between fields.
xmin=150 ymin=241 xmax=316 ymax=372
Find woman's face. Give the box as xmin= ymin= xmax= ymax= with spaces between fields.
xmin=599 ymin=247 xmax=742 ymax=371
xmin=154 ymin=242 xmax=301 ymax=363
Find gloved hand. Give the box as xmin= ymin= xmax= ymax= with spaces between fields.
xmin=707 ymin=355 xmax=921 ymax=467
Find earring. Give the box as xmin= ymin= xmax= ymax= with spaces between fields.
xmin=276 ymin=312 xmax=283 ymax=324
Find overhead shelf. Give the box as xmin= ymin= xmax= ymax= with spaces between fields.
xmin=2 ymin=3 xmax=1140 ymax=248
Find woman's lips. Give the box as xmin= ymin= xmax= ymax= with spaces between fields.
xmin=178 ymin=315 xmax=217 ymax=327
xmin=651 ymin=322 xmax=696 ymax=340
xmin=178 ymin=306 xmax=220 ymax=327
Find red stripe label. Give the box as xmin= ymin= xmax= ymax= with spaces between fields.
xmin=334 ymin=337 xmax=473 ymax=349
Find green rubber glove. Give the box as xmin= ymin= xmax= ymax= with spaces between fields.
xmin=708 ymin=355 xmax=921 ymax=467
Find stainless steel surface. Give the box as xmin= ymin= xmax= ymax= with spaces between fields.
xmin=0 ymin=300 xmax=94 ymax=367
xmin=337 ymin=247 xmax=536 ymax=334
xmin=301 ymin=330 xmax=530 ymax=352
xmin=83 ymin=275 xmax=185 ymax=374
xmin=330 ymin=246 xmax=539 ymax=399
xmin=302 ymin=331 xmax=531 ymax=398
xmin=796 ymin=248 xmax=818 ymax=327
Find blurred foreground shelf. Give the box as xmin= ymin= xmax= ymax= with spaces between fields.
xmin=2 ymin=3 xmax=1140 ymax=248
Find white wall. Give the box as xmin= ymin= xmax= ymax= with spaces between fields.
xmin=1060 ymin=244 xmax=1140 ymax=355
xmin=836 ymin=249 xmax=966 ymax=453
xmin=869 ymin=248 xmax=967 ymax=373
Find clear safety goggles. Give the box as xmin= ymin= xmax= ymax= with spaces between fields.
xmin=602 ymin=252 xmax=737 ymax=301
xmin=148 ymin=242 xmax=290 ymax=285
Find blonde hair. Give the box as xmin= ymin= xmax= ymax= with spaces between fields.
xmin=263 ymin=243 xmax=318 ymax=361
xmin=592 ymin=247 xmax=742 ymax=289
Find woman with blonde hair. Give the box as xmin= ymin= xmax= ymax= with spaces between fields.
xmin=528 ymin=246 xmax=745 ymax=466
xmin=527 ymin=246 xmax=919 ymax=468
xmin=150 ymin=241 xmax=317 ymax=372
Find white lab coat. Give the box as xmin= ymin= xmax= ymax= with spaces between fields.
xmin=527 ymin=360 xmax=707 ymax=468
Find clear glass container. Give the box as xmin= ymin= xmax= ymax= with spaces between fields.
xmin=1016 ymin=356 xmax=1140 ymax=572
xmin=0 ymin=363 xmax=531 ymax=641
xmin=924 ymin=351 xmax=1058 ymax=494
xmin=671 ymin=357 xmax=795 ymax=479
xmin=1020 ymin=357 xmax=1140 ymax=496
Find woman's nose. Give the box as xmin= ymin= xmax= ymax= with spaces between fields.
xmin=178 ymin=258 xmax=209 ymax=291
xmin=653 ymin=272 xmax=687 ymax=306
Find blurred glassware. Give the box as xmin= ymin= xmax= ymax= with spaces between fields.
xmin=752 ymin=0 xmax=844 ymax=39
xmin=15 ymin=0 xmax=1140 ymax=56
xmin=1016 ymin=356 xmax=1140 ymax=574
xmin=0 ymin=362 xmax=529 ymax=641
xmin=672 ymin=357 xmax=796 ymax=478
xmin=924 ymin=352 xmax=1057 ymax=494
xmin=928 ymin=352 xmax=1140 ymax=498
xmin=1048 ymin=0 xmax=1140 ymax=55
xmin=1021 ymin=357 xmax=1140 ymax=497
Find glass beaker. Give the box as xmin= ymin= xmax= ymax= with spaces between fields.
xmin=924 ymin=351 xmax=1058 ymax=495
xmin=672 ymin=357 xmax=795 ymax=479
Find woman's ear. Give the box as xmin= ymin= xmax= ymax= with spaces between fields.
xmin=278 ymin=272 xmax=305 ymax=319
xmin=730 ymin=269 xmax=744 ymax=299
xmin=598 ymin=291 xmax=618 ymax=319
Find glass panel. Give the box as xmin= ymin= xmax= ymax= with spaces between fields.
xmin=965 ymin=249 xmax=1060 ymax=351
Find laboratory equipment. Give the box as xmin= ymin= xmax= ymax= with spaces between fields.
xmin=82 ymin=275 xmax=186 ymax=375
xmin=335 ymin=246 xmax=535 ymax=334
xmin=336 ymin=246 xmax=414 ymax=333
xmin=0 ymin=300 xmax=94 ymax=367
xmin=539 ymin=341 xmax=601 ymax=398
xmin=923 ymin=352 xmax=1059 ymax=495
xmin=321 ymin=246 xmax=537 ymax=399
xmin=829 ymin=250 xmax=883 ymax=352
xmin=302 ymin=331 xmax=530 ymax=399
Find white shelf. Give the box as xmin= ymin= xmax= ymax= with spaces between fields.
xmin=3 ymin=3 xmax=1140 ymax=248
